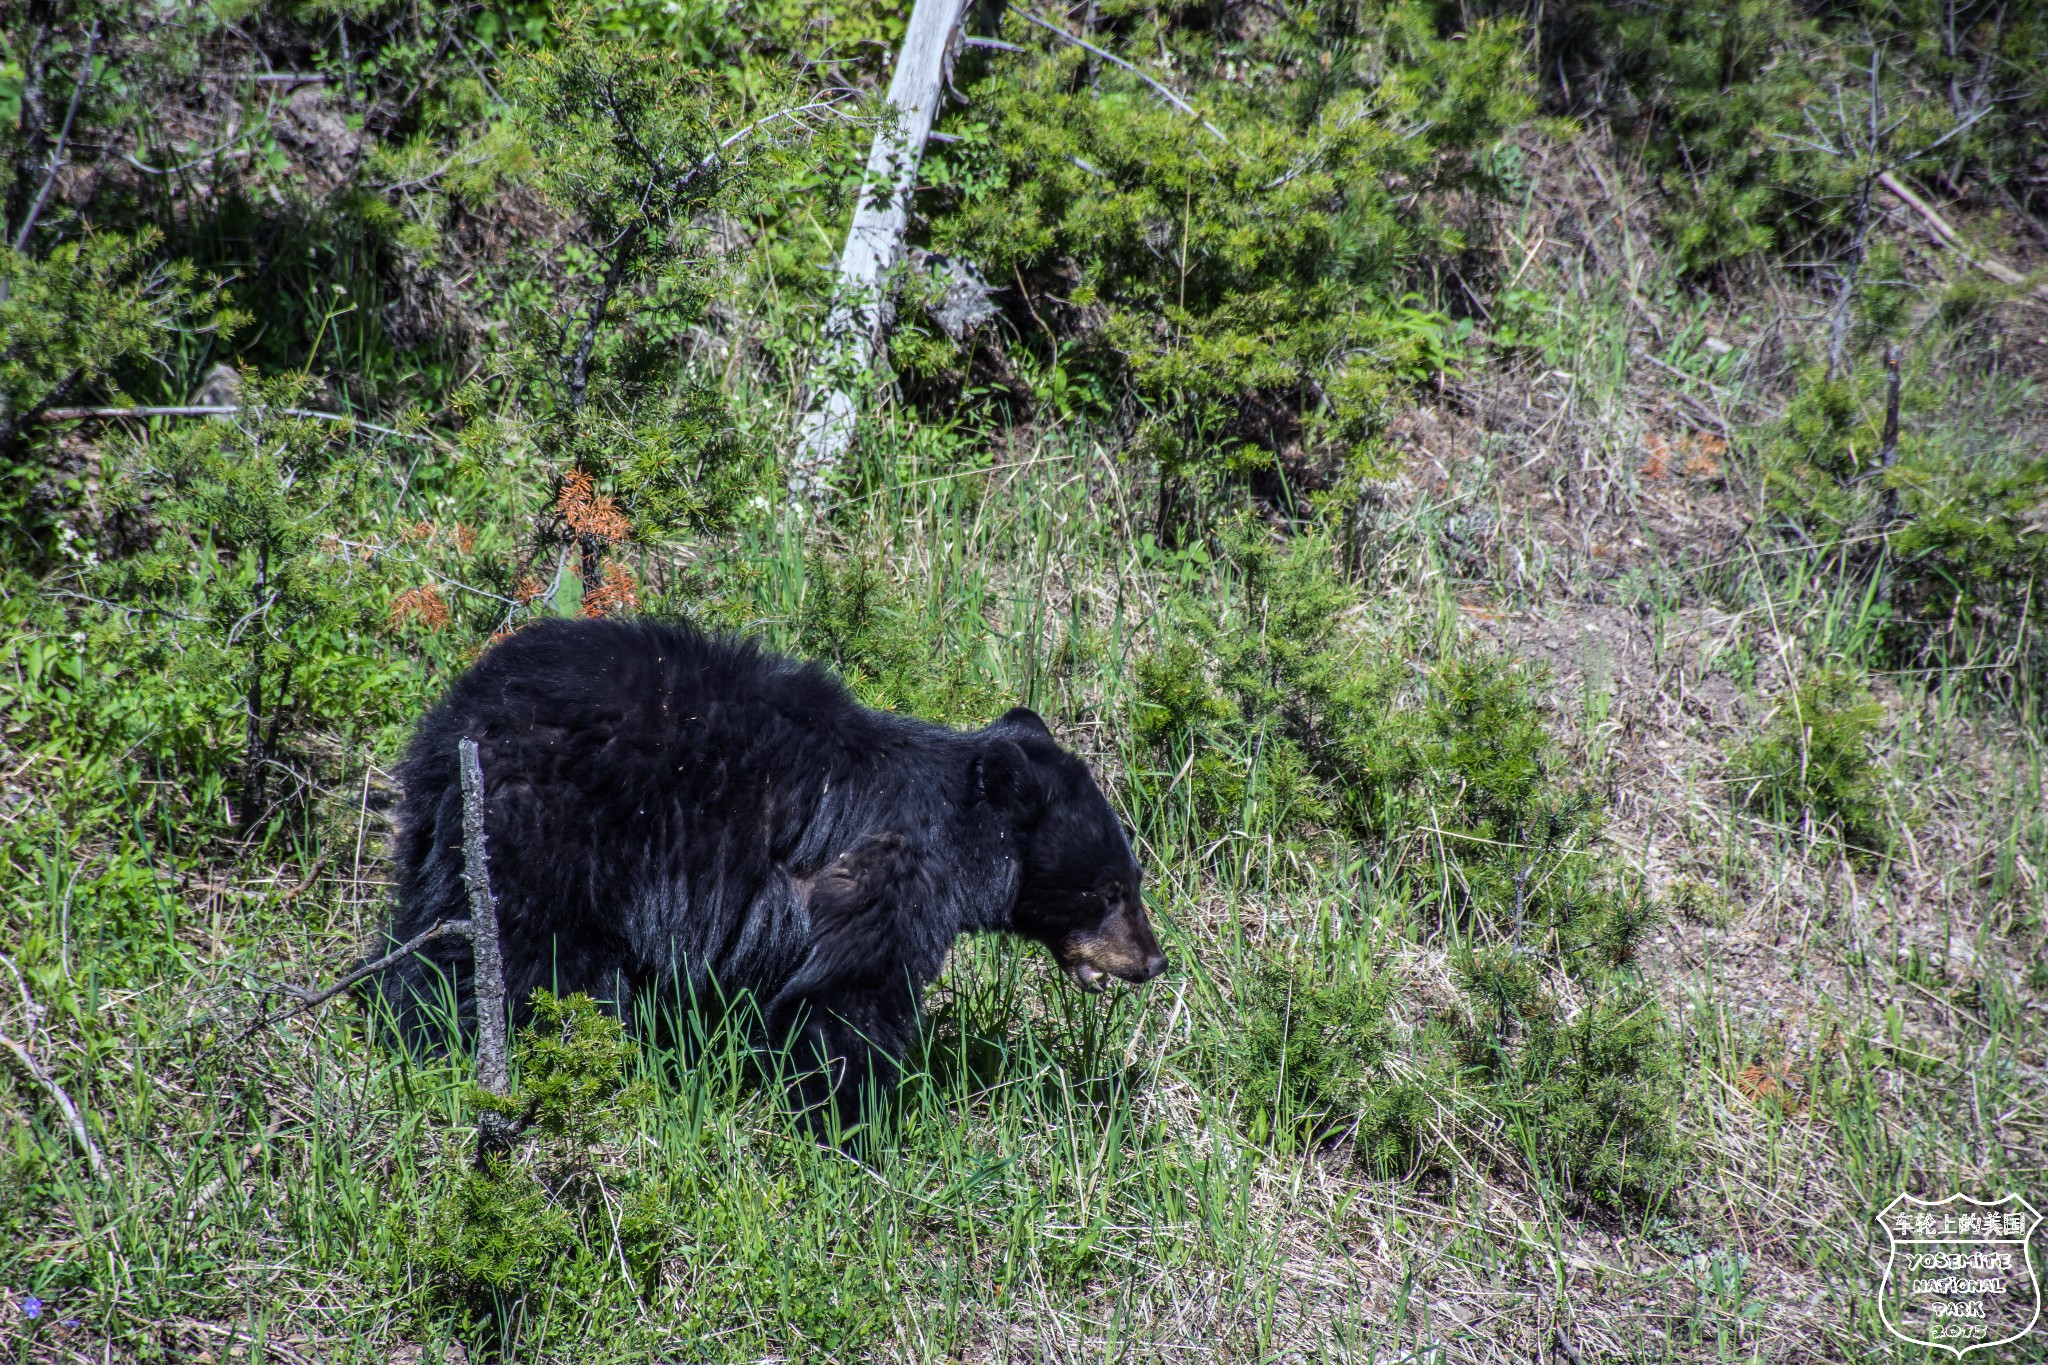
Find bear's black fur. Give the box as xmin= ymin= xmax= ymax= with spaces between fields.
xmin=368 ymin=617 xmax=1165 ymax=1127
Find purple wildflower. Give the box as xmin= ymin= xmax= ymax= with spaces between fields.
xmin=22 ymin=1296 xmax=42 ymax=1320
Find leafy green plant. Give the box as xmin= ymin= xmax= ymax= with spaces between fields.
xmin=1763 ymin=348 xmax=2048 ymax=684
xmin=474 ymin=989 xmax=653 ymax=1146
xmin=1131 ymin=524 xmax=1406 ymax=847
xmin=1400 ymin=652 xmax=1646 ymax=958
xmin=925 ymin=1 xmax=1532 ymax=520
xmin=1446 ymin=946 xmax=1684 ymax=1208
xmin=787 ymin=549 xmax=1010 ymax=724
xmin=415 ymin=1161 xmax=581 ymax=1305
xmin=1731 ymin=663 xmax=1890 ymax=856
xmin=419 ymin=992 xmax=649 ymax=1316
xmin=1523 ymin=981 xmax=1684 ymax=1208
xmin=1490 ymin=0 xmax=2048 ymax=275
xmin=0 ymin=233 xmax=232 ymax=466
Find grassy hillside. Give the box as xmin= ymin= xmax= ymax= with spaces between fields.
xmin=2 ymin=0 xmax=2045 ymax=1360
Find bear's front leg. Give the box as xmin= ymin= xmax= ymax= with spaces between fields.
xmin=781 ymin=985 xmax=919 ymax=1137
xmin=768 ymin=831 xmax=945 ymax=1140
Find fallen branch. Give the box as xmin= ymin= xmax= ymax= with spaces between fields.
xmin=1879 ymin=170 xmax=2048 ymax=306
xmin=0 ymin=952 xmax=106 ymax=1180
xmin=0 ymin=1034 xmax=106 ymax=1179
xmin=38 ymin=404 xmax=435 ymax=444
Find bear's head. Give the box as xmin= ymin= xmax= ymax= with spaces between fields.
xmin=977 ymin=707 xmax=1168 ymax=991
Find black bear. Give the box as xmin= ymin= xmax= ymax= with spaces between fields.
xmin=368 ymin=616 xmax=1166 ymax=1127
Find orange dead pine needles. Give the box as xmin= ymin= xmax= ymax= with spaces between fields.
xmin=580 ymin=562 xmax=640 ymax=618
xmin=390 ymin=583 xmax=451 ymax=629
xmin=556 ymin=469 xmax=632 ymax=545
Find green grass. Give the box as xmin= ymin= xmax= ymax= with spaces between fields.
xmin=6 ymin=411 xmax=2044 ymax=1360
xmin=5 ymin=5 xmax=2048 ymax=1358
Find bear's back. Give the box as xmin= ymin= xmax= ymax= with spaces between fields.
xmin=401 ymin=617 xmax=954 ymax=890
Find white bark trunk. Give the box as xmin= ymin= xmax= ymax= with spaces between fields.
xmin=790 ymin=0 xmax=971 ymax=506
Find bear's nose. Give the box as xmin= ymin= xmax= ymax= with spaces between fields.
xmin=1136 ymin=952 xmax=1169 ymax=982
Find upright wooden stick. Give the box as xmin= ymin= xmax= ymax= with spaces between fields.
xmin=790 ymin=0 xmax=971 ymax=506
xmin=458 ymin=738 xmax=518 ymax=1162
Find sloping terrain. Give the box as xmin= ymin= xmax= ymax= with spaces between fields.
xmin=2 ymin=1 xmax=2046 ymax=1361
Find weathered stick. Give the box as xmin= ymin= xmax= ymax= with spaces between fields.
xmin=1878 ymin=343 xmax=1903 ymax=528
xmin=790 ymin=0 xmax=973 ymax=507
xmin=1879 ymin=171 xmax=2048 ymax=306
xmin=0 ymin=1033 xmax=106 ymax=1179
xmin=37 ymin=404 xmax=431 ymax=443
xmin=0 ymin=951 xmax=105 ymax=1179
xmin=458 ymin=738 xmax=518 ymax=1162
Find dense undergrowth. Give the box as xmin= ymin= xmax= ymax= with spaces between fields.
xmin=2 ymin=0 xmax=2045 ymax=1360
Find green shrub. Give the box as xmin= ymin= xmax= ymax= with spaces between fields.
xmin=1399 ymin=652 xmax=1657 ymax=964
xmin=1133 ymin=637 xmax=1255 ymax=832
xmin=1731 ymin=663 xmax=1890 ymax=856
xmin=415 ymin=1162 xmax=582 ymax=1303
xmin=1448 ymin=947 xmax=1684 ymax=1208
xmin=924 ymin=0 xmax=1532 ymax=501
xmin=1512 ymin=978 xmax=1684 ymax=1208
xmin=0 ymin=233 xmax=235 ymax=467
xmin=1138 ymin=532 xmax=1679 ymax=1202
xmin=1479 ymin=0 xmax=2048 ymax=274
xmin=1130 ymin=524 xmax=1406 ymax=847
xmin=1131 ymin=532 xmax=1655 ymax=965
xmin=418 ymin=993 xmax=650 ymax=1315
xmin=476 ymin=989 xmax=653 ymax=1146
xmin=1225 ymin=947 xmax=1427 ymax=1174
xmin=477 ymin=13 xmax=798 ymax=593
xmin=788 ymin=551 xmax=1009 ymax=725
xmin=94 ymin=375 xmax=390 ymax=828
xmin=1762 ymin=351 xmax=2048 ymax=682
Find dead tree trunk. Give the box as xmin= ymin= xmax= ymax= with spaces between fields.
xmin=458 ymin=738 xmax=518 ymax=1165
xmin=789 ymin=0 xmax=971 ymax=508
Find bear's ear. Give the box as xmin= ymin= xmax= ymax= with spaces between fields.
xmin=997 ymin=706 xmax=1052 ymax=738
xmin=971 ymin=738 xmax=1046 ymax=825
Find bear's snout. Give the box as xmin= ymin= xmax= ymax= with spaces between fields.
xmin=1061 ymin=910 xmax=1169 ymax=990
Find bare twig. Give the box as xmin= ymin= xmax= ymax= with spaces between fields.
xmin=1016 ymin=11 xmax=1228 ymax=144
xmin=12 ymin=20 xmax=99 ymax=251
xmin=0 ymin=952 xmax=105 ymax=1179
xmin=0 ymin=1035 xmax=106 ymax=1178
xmin=1826 ymin=51 xmax=1884 ymax=380
xmin=1878 ymin=344 xmax=1902 ymax=526
xmin=459 ymin=738 xmax=518 ymax=1163
xmin=250 ymin=919 xmax=475 ymax=1034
